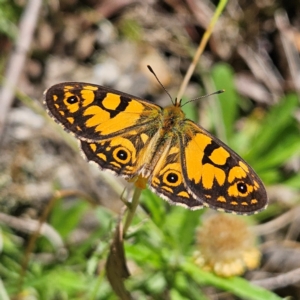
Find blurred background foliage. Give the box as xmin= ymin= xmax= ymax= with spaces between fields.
xmin=0 ymin=0 xmax=300 ymax=299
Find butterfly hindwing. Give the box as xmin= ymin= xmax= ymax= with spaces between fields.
xmin=149 ymin=135 xmax=204 ymax=209
xmin=80 ymin=124 xmax=162 ymax=179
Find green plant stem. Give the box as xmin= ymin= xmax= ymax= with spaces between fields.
xmin=0 ymin=278 xmax=10 ymax=300
xmin=176 ymin=0 xmax=228 ymax=100
xmin=123 ymin=186 xmax=143 ymax=235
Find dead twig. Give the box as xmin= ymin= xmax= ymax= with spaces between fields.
xmin=176 ymin=0 xmax=228 ymax=100
xmin=252 ymin=267 xmax=300 ymax=290
xmin=0 ymin=0 xmax=42 ymax=141
xmin=252 ymin=206 xmax=300 ymax=235
xmin=275 ymin=10 xmax=300 ymax=95
xmin=0 ymin=212 xmax=64 ymax=249
xmin=237 ymin=44 xmax=283 ymax=103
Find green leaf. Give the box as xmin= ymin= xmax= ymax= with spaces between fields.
xmin=182 ymin=99 xmax=198 ymax=122
xmin=253 ymin=135 xmax=300 ymax=171
xmin=177 ymin=209 xmax=203 ymax=253
xmin=173 ymin=271 xmax=209 ymax=300
xmin=50 ymin=198 xmax=89 ymax=239
xmin=246 ymin=94 xmax=298 ymax=161
xmin=183 ymin=261 xmax=283 ymax=300
xmin=211 ymin=63 xmax=239 ymax=141
xmin=141 ymin=189 xmax=166 ymax=227
xmin=284 ymin=173 xmax=300 ymax=189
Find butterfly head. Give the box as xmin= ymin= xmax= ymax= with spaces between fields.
xmin=174 ymin=97 xmax=183 ymax=107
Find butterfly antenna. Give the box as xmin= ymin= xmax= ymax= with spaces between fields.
xmin=181 ymin=89 xmax=225 ymax=107
xmin=147 ymin=65 xmax=174 ymax=105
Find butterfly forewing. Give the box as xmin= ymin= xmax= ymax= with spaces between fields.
xmin=44 ymin=82 xmax=162 ymax=141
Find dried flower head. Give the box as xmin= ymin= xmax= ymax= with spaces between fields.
xmin=194 ymin=214 xmax=261 ymax=277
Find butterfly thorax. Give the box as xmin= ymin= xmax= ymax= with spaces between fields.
xmin=138 ymin=104 xmax=185 ymax=179
xmin=161 ymin=104 xmax=185 ymax=132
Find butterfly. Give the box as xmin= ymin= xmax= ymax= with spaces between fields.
xmin=44 ymin=81 xmax=268 ymax=215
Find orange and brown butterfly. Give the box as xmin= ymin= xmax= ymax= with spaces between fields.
xmin=44 ymin=78 xmax=268 ymax=215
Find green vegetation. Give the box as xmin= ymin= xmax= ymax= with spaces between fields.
xmin=1 ymin=63 xmax=297 ymax=299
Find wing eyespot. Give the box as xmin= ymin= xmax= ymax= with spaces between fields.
xmin=116 ymin=149 xmax=127 ymax=160
xmin=163 ymin=170 xmax=182 ymax=187
xmin=237 ymin=181 xmax=247 ymax=194
xmin=113 ymin=147 xmax=131 ymax=164
xmin=167 ymin=172 xmax=178 ymax=183
xmin=67 ymin=96 xmax=79 ymax=104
